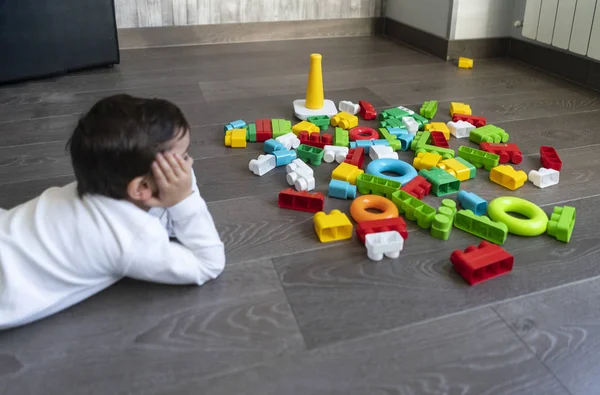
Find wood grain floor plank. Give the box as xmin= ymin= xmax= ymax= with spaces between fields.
xmin=495 ymin=278 xmax=600 ymax=395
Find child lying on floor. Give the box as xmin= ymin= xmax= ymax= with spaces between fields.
xmin=0 ymin=94 xmax=226 ymax=329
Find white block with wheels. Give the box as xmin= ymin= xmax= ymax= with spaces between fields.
xmin=286 ymin=159 xmax=315 ymax=191
xmin=402 ymin=117 xmax=418 ymax=134
xmin=286 ymin=159 xmax=313 ymax=176
xmin=339 ymin=100 xmax=360 ymax=115
xmin=529 ymin=167 xmax=559 ymax=188
xmin=397 ymin=105 xmax=414 ymax=115
xmin=276 ymin=132 xmax=301 ymax=150
xmin=365 ymin=231 xmax=404 ymax=261
xmin=249 ymin=154 xmax=276 ymax=176
xmin=447 ymin=120 xmax=475 ymax=138
xmin=323 ymin=145 xmax=349 ymax=163
xmin=369 ymin=145 xmax=398 ymax=160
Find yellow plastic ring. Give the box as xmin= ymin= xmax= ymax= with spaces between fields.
xmin=350 ymin=194 xmax=399 ymax=223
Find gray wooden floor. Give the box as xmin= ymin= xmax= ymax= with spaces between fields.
xmin=1 ymin=36 xmax=600 ymax=394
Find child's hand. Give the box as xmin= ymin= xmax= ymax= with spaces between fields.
xmin=146 ymin=153 xmax=194 ymax=208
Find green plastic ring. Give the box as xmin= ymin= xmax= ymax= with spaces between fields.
xmin=488 ymin=196 xmax=548 ymax=236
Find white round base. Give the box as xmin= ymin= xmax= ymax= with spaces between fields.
xmin=293 ymin=99 xmax=338 ymax=120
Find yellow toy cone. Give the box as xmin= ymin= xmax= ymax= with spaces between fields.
xmin=305 ymin=53 xmax=324 ymax=109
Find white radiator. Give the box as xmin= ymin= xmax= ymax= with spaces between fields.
xmin=522 ymin=0 xmax=600 ymax=60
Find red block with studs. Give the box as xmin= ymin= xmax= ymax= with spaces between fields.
xmin=278 ymin=188 xmax=324 ymax=213
xmin=430 ymin=131 xmax=449 ymax=148
xmin=450 ymin=241 xmax=514 ymax=285
xmin=480 ymin=142 xmax=523 ymax=164
xmin=452 ymin=114 xmax=486 ymax=128
xmin=359 ymin=100 xmax=377 ymax=120
xmin=400 ymin=175 xmax=431 ymax=199
xmin=356 ymin=217 xmax=408 ymax=244
xmin=540 ymin=146 xmax=563 ymax=171
xmin=344 ymin=147 xmax=365 ymax=169
xmin=298 ymin=131 xmax=333 ymax=149
xmin=256 ymin=119 xmax=273 ymax=142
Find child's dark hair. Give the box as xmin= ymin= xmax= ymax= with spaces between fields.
xmin=67 ymin=94 xmax=190 ymax=199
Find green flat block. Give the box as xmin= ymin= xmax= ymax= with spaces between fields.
xmin=378 ymin=128 xmax=402 ymax=151
xmin=410 ymin=113 xmax=430 ymax=130
xmin=391 ymin=190 xmax=436 ymax=229
xmin=271 ymin=119 xmax=292 ymax=138
xmin=410 ymin=131 xmax=431 ymax=151
xmin=547 ymin=205 xmax=576 ymax=243
xmin=247 ymin=123 xmax=257 ymax=142
xmin=307 ymin=115 xmax=330 ymax=131
xmin=378 ymin=107 xmax=411 ymax=121
xmin=356 ymin=173 xmax=402 ymax=199
xmin=419 ymin=167 xmax=460 ymax=196
xmin=297 ymin=144 xmax=324 ymax=166
xmin=380 ymin=118 xmax=405 ymax=129
xmin=420 ymin=100 xmax=438 ymax=119
xmin=469 ymin=124 xmax=509 ymax=144
xmin=430 ymin=200 xmax=457 ymax=240
xmin=454 ymin=209 xmax=508 ymax=245
xmin=415 ymin=144 xmax=455 ymax=160
xmin=333 ymin=127 xmax=349 ymax=147
xmin=457 ymin=146 xmax=499 ymax=171
xmin=455 ymin=157 xmax=477 ymax=179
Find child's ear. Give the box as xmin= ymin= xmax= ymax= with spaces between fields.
xmin=126 ymin=175 xmax=156 ymax=202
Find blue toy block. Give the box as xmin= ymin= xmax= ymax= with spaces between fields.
xmin=224 ymin=119 xmax=247 ymax=132
xmin=349 ymin=139 xmax=389 ymax=154
xmin=387 ymin=127 xmax=409 ymax=137
xmin=328 ymin=179 xmax=357 ymax=200
xmin=457 ymin=190 xmax=488 ymax=216
xmin=398 ymin=133 xmax=414 ymax=151
xmin=264 ymin=138 xmax=286 ymax=154
xmin=273 ymin=149 xmax=297 ymax=167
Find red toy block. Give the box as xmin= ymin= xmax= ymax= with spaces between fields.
xmin=480 ymin=142 xmax=523 ymax=164
xmin=540 ymin=146 xmax=563 ymax=171
xmin=450 ymin=241 xmax=514 ymax=285
xmin=400 ymin=175 xmax=431 ymax=199
xmin=349 ymin=126 xmax=379 ymax=141
xmin=430 ymin=131 xmax=449 ymax=148
xmin=452 ymin=114 xmax=486 ymax=128
xmin=359 ymin=100 xmax=377 ymax=121
xmin=256 ymin=119 xmax=273 ymax=142
xmin=344 ymin=147 xmax=365 ymax=169
xmin=278 ymin=188 xmax=324 ymax=213
xmin=298 ymin=131 xmax=333 ymax=149
xmin=356 ymin=217 xmax=408 ymax=244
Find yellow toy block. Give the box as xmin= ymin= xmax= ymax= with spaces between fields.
xmin=450 ymin=102 xmax=472 ymax=116
xmin=330 ymin=111 xmax=358 ymax=130
xmin=224 ymin=129 xmax=247 ymax=148
xmin=313 ymin=210 xmax=353 ymax=243
xmin=424 ymin=122 xmax=450 ymax=140
xmin=437 ymin=158 xmax=471 ymax=181
xmin=292 ymin=121 xmax=320 ymax=136
xmin=458 ymin=57 xmax=474 ymax=69
xmin=413 ymin=152 xmax=442 ymax=171
xmin=490 ymin=165 xmax=527 ymax=190
xmin=332 ymin=162 xmax=364 ymax=185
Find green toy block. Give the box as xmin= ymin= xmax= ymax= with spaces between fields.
xmin=391 ymin=190 xmax=437 ymax=229
xmin=307 ymin=115 xmax=330 ymax=131
xmin=379 ymin=118 xmax=405 ymax=129
xmin=247 ymin=123 xmax=257 ymax=142
xmin=469 ymin=124 xmax=509 ymax=144
xmin=333 ymin=127 xmax=349 ymax=147
xmin=420 ymin=100 xmax=438 ymax=119
xmin=547 ymin=206 xmax=576 ymax=243
xmin=271 ymin=119 xmax=292 ymax=138
xmin=431 ymin=199 xmax=457 ymax=240
xmin=415 ymin=144 xmax=455 ymax=160
xmin=378 ymin=107 xmax=411 ymax=121
xmin=410 ymin=131 xmax=431 ymax=151
xmin=410 ymin=113 xmax=430 ymax=130
xmin=454 ymin=209 xmax=508 ymax=245
xmin=455 ymin=157 xmax=477 ymax=179
xmin=356 ymin=173 xmax=402 ymax=199
xmin=458 ymin=146 xmax=499 ymax=171
xmin=378 ymin=128 xmax=402 ymax=151
xmin=419 ymin=167 xmax=460 ymax=196
xmin=297 ymin=144 xmax=324 ymax=166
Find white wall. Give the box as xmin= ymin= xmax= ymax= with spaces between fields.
xmin=450 ymin=0 xmax=514 ymax=40
xmin=385 ymin=0 xmax=453 ymax=38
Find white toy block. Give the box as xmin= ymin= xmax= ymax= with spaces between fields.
xmin=286 ymin=159 xmax=313 ymax=176
xmin=249 ymin=154 xmax=276 ymax=176
xmin=339 ymin=100 xmax=360 ymax=115
xmin=529 ymin=167 xmax=559 ymax=188
xmin=402 ymin=117 xmax=419 ymax=134
xmin=369 ymin=145 xmax=399 ymax=161
xmin=365 ymin=231 xmax=404 ymax=261
xmin=286 ymin=159 xmax=315 ymax=191
xmin=323 ymin=145 xmax=349 ymax=163
xmin=397 ymin=105 xmax=414 ymax=115
xmin=447 ymin=120 xmax=475 ymax=138
xmin=276 ymin=132 xmax=301 ymax=150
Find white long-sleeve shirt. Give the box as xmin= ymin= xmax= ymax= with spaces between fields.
xmin=0 ymin=180 xmax=225 ymax=330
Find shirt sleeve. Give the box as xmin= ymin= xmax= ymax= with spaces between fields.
xmin=124 ymin=191 xmax=225 ymax=285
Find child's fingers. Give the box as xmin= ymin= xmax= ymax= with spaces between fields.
xmin=174 ymin=154 xmax=191 ymax=174
xmin=152 ymin=160 xmax=168 ymax=187
xmin=156 ymin=153 xmax=176 ymax=182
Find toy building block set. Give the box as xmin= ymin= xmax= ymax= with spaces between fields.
xmin=223 ymin=53 xmax=575 ymax=286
